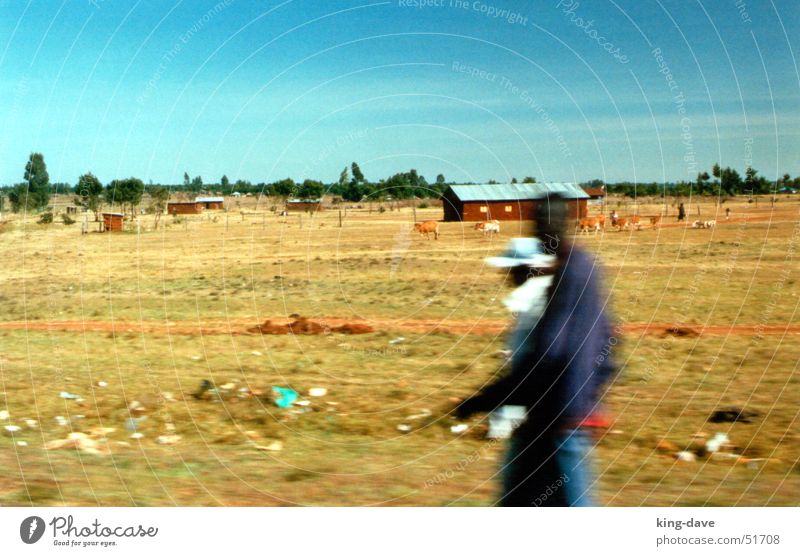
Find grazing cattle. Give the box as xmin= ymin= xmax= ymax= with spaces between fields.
xmin=414 ymin=220 xmax=440 ymax=239
xmin=576 ymin=217 xmax=601 ymax=235
xmin=474 ymin=220 xmax=500 ymax=236
xmin=692 ymin=220 xmax=703 ymax=228
xmin=704 ymin=220 xmax=716 ymax=229
xmin=612 ymin=217 xmax=629 ymax=231
xmin=649 ymin=215 xmax=662 ymax=227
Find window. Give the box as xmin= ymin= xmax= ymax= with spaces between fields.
xmin=479 ymin=206 xmax=488 ymax=213
xmin=505 ymin=205 xmax=512 ymax=212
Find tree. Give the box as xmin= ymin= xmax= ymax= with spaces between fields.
xmin=221 ymin=175 xmax=229 ymax=188
xmin=183 ymin=172 xmax=190 ymax=186
xmin=148 ymin=185 xmax=170 ymax=229
xmin=297 ymin=179 xmax=324 ymax=200
xmin=351 ymin=162 xmax=365 ymax=183
xmin=339 ymin=167 xmax=349 ymax=187
xmin=105 ymin=177 xmax=145 ymax=216
xmin=510 ymin=177 xmax=518 ymax=184
xmin=436 ymin=174 xmax=446 ymax=185
xmin=522 ymin=176 xmax=536 ymax=183
xmin=696 ymin=171 xmax=710 ymax=195
xmin=19 ymin=153 xmax=51 ymax=210
xmin=75 ymin=173 xmax=104 ymax=220
xmin=271 ymin=178 xmax=296 ymax=199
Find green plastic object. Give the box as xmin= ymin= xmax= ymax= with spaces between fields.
xmin=272 ymin=387 xmax=298 ymax=408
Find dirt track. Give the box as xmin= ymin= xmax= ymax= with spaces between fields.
xmin=0 ymin=318 xmax=798 ymax=337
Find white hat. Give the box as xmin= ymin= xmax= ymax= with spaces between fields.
xmin=485 ymin=237 xmax=555 ymax=268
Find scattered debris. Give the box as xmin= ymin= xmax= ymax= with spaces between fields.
xmin=193 ymin=380 xmax=216 ymax=400
xmin=705 ymin=432 xmax=730 ymax=454
xmin=397 ymin=424 xmax=412 ymax=433
xmin=161 ymin=392 xmax=177 ymax=402
xmin=3 ymin=425 xmax=22 ymax=435
xmin=0 ymin=410 xmax=9 ymax=420
xmin=710 ymin=452 xmax=742 ymax=462
xmin=88 ymin=427 xmax=116 ymax=438
xmin=24 ymin=419 xmax=38 ymax=429
xmin=125 ymin=417 xmax=147 ymax=432
xmin=273 ymin=387 xmax=299 ymax=408
xmin=253 ymin=440 xmax=283 ymax=451
xmin=450 ymin=424 xmax=469 ymax=434
xmin=308 ymin=388 xmax=328 ymax=397
xmin=492 ymin=349 xmax=512 ymax=359
xmin=675 ymin=451 xmax=696 ymax=462
xmin=55 ymin=416 xmax=68 ymax=426
xmin=128 ymin=400 xmax=147 ymax=414
xmin=44 ymin=432 xmax=111 ymax=455
xmin=388 ymin=337 xmax=405 ymax=345
xmin=96 ymin=381 xmax=108 ymax=388
xmin=59 ymin=391 xmax=81 ymax=400
xmin=405 ymin=409 xmax=432 ymax=421
xmin=219 ymin=383 xmax=236 ymax=391
xmin=251 ymin=351 xmax=262 ymax=356
xmin=296 ymin=400 xmax=311 ymax=407
xmin=130 ymin=433 xmax=144 ymax=440
xmin=656 ymin=439 xmax=680 ymax=453
xmin=156 ymin=434 xmax=181 ymax=445
xmin=16 ymin=441 xmax=28 ymax=447
xmin=191 ymin=355 xmax=202 ymax=361
xmin=709 ymin=407 xmax=760 ymax=424
xmin=244 ymin=430 xmax=261 ymax=441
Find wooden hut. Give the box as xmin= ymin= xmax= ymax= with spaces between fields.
xmin=285 ymin=199 xmax=323 ymax=213
xmin=195 ymin=196 xmax=224 ymax=210
xmin=441 ymin=183 xmax=589 ymax=222
xmin=102 ymin=213 xmax=125 ymax=232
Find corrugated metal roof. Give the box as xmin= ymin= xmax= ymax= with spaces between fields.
xmin=447 ymin=183 xmax=589 ymax=201
xmin=195 ymin=196 xmax=225 ymax=203
xmin=287 ymin=198 xmax=322 ymax=203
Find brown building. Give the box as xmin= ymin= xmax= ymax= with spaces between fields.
xmin=286 ymin=199 xmax=322 ymax=212
xmin=442 ymin=183 xmax=589 ymax=222
xmin=102 ymin=213 xmax=125 ymax=232
xmin=195 ymin=196 xmax=224 ymax=210
xmin=167 ymin=201 xmax=205 ymax=215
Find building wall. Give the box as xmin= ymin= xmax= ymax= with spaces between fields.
xmin=102 ymin=215 xmax=124 ymax=232
xmin=202 ymin=202 xmax=224 ymax=210
xmin=168 ymin=203 xmax=204 ymax=215
xmin=447 ymin=199 xmax=587 ymax=222
xmin=286 ymin=202 xmax=322 ymax=212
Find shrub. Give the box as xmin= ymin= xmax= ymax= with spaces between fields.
xmin=418 ymin=202 xmax=429 ymax=209
xmin=38 ymin=212 xmax=53 ymax=224
xmin=62 ymin=213 xmax=76 ymax=225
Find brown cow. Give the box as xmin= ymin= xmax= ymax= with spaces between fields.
xmin=613 ymin=217 xmax=629 ymax=231
xmin=649 ymin=215 xmax=662 ymax=227
xmin=576 ymin=217 xmax=601 ymax=235
xmin=414 ymin=220 xmax=440 ymax=239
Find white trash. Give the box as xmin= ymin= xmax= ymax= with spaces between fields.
xmin=308 ymin=388 xmax=328 ymax=397
xmin=487 ymin=406 xmax=527 ymax=439
xmin=450 ymin=424 xmax=469 ymax=434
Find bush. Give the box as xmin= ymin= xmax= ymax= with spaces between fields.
xmin=418 ymin=202 xmax=429 ymax=209
xmin=378 ymin=206 xmax=386 ymax=213
xmin=38 ymin=212 xmax=53 ymax=224
xmin=62 ymin=213 xmax=76 ymax=225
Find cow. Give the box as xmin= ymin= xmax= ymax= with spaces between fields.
xmin=649 ymin=215 xmax=662 ymax=227
xmin=474 ymin=220 xmax=500 ymax=236
xmin=692 ymin=220 xmax=703 ymax=228
xmin=612 ymin=217 xmax=629 ymax=231
xmin=704 ymin=220 xmax=716 ymax=229
xmin=414 ymin=220 xmax=440 ymax=239
xmin=576 ymin=217 xmax=601 ymax=235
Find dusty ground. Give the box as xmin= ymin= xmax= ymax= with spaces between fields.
xmin=0 ymin=195 xmax=798 ymax=506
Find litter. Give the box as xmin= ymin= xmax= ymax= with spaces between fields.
xmin=296 ymin=400 xmax=311 ymax=407
xmin=388 ymin=337 xmax=405 ymax=345
xmin=272 ymin=387 xmax=299 ymax=408
xmin=89 ymin=427 xmax=116 ymax=438
xmin=254 ymin=440 xmax=283 ymax=451
xmin=125 ymin=417 xmax=147 ymax=432
xmin=59 ymin=391 xmax=81 ymax=400
xmin=130 ymin=433 xmax=144 ymax=440
xmin=191 ymin=355 xmax=202 ymax=361
xmin=3 ymin=425 xmax=22 ymax=435
xmin=487 ymin=406 xmax=527 ymax=439
xmin=24 ymin=419 xmax=38 ymax=429
xmin=97 ymin=381 xmax=108 ymax=388
xmin=405 ymin=409 xmax=432 ymax=421
xmin=710 ymin=452 xmax=742 ymax=461
xmin=397 ymin=424 xmax=412 ymax=432
xmin=16 ymin=441 xmax=28 ymax=447
xmin=251 ymin=351 xmax=262 ymax=356
xmin=44 ymin=432 xmax=110 ymax=456
xmin=308 ymin=388 xmax=327 ymax=397
xmin=709 ymin=407 xmax=760 ymax=424
xmin=55 ymin=416 xmax=68 ymax=426
xmin=450 ymin=424 xmax=469 ymax=434
xmin=193 ymin=380 xmax=216 ymax=400
xmin=656 ymin=439 xmax=679 ymax=453
xmin=128 ymin=400 xmax=146 ymax=413
xmin=219 ymin=383 xmax=236 ymax=391
xmin=675 ymin=451 xmax=696 ymax=462
xmin=156 ymin=434 xmax=181 ymax=445
xmin=705 ymin=432 xmax=730 ymax=454
xmin=0 ymin=410 xmax=9 ymax=420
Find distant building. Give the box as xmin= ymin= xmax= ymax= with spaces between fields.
xmin=582 ymin=185 xmax=606 ymax=208
xmin=167 ymin=201 xmax=204 ymax=215
xmin=102 ymin=213 xmax=125 ymax=232
xmin=286 ymin=199 xmax=323 ymax=212
xmin=441 ymin=183 xmax=589 ymax=222
xmin=195 ymin=196 xmax=225 ymax=210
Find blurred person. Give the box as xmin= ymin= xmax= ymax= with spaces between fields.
xmin=456 ymin=194 xmax=618 ymax=506
xmin=678 ymin=202 xmax=686 ymax=221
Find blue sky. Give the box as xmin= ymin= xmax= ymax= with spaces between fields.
xmin=0 ymin=0 xmax=797 ymax=185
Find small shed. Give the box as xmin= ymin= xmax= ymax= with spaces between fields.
xmin=195 ymin=196 xmax=224 ymax=210
xmin=286 ymin=199 xmax=323 ymax=213
xmin=582 ymin=186 xmax=606 ymax=208
xmin=441 ymin=183 xmax=589 ymax=222
xmin=167 ymin=201 xmax=204 ymax=215
xmin=102 ymin=213 xmax=125 ymax=232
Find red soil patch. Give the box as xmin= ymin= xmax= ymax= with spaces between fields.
xmin=247 ymin=316 xmax=374 ymax=335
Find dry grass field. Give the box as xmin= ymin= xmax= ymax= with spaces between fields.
xmin=0 ymin=195 xmax=798 ymax=506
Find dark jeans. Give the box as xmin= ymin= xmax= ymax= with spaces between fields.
xmin=500 ymin=429 xmax=595 ymax=507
